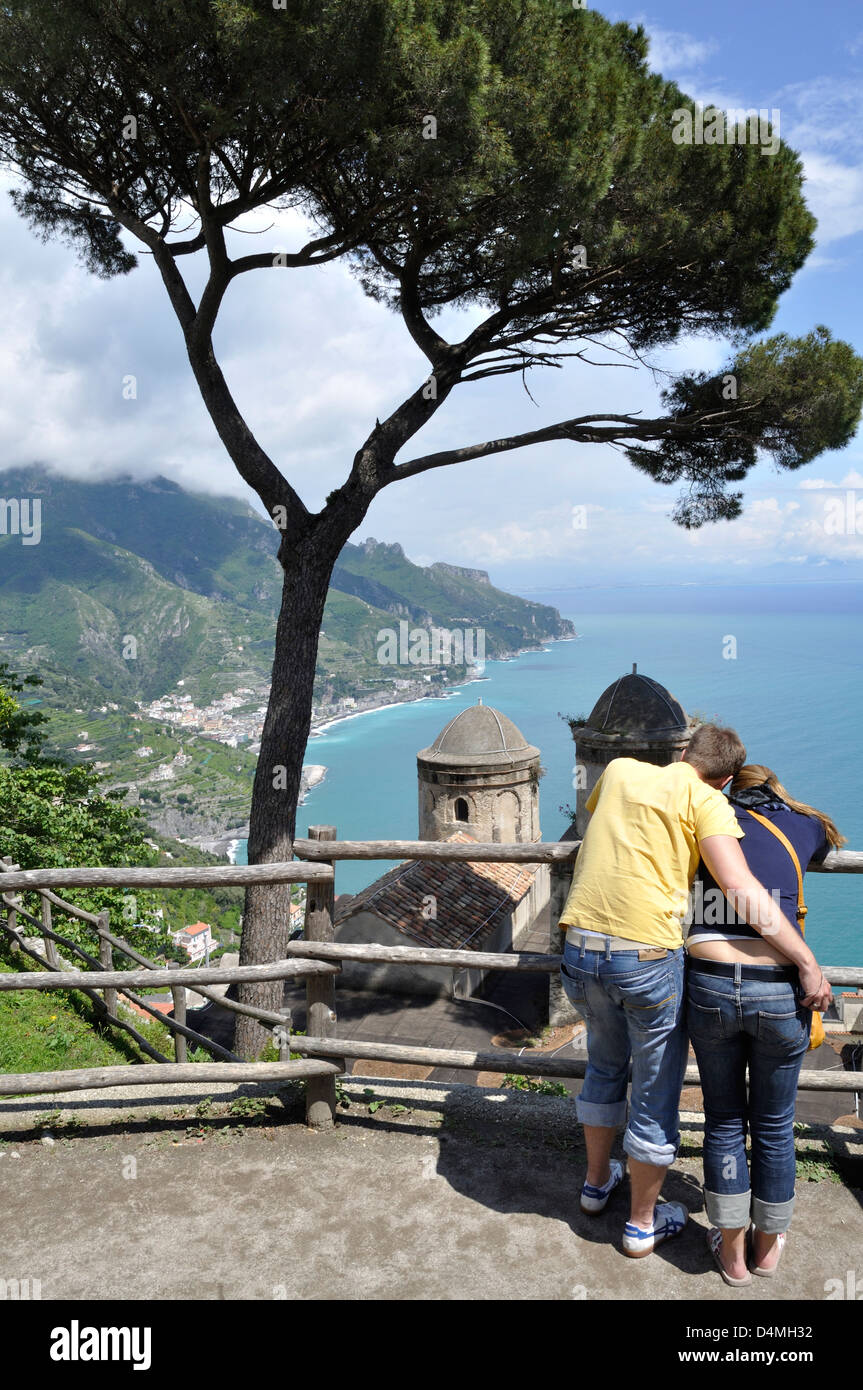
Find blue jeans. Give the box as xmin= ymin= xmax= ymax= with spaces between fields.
xmin=560 ymin=938 xmax=688 ymax=1167
xmin=686 ymin=963 xmax=811 ymax=1234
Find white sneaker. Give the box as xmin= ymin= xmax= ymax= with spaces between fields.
xmin=580 ymin=1158 xmax=625 ymax=1214
xmin=622 ymin=1201 xmax=688 ymax=1258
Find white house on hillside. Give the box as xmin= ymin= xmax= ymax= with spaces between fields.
xmin=171 ymin=921 xmax=216 ymax=962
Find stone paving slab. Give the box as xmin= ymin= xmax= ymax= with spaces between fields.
xmin=0 ymin=1076 xmax=859 ymax=1302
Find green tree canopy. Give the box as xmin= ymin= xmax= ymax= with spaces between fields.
xmin=0 ymin=667 xmax=173 ymax=959
xmin=0 ymin=660 xmax=48 ymax=762
xmin=1 ymin=0 xmax=859 ymax=526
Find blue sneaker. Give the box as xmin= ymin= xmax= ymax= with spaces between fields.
xmin=580 ymin=1159 xmax=625 ymax=1214
xmin=623 ymin=1201 xmax=688 ymax=1258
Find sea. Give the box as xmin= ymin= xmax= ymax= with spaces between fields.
xmin=235 ymin=579 xmax=863 ymax=970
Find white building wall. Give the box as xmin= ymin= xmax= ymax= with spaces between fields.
xmin=335 ymin=911 xmax=449 ymax=996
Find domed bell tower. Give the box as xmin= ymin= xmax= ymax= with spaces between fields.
xmin=572 ymin=664 xmax=692 ymax=836
xmin=417 ymin=699 xmax=542 ymax=844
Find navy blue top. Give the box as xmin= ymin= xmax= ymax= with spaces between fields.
xmin=689 ymin=794 xmax=829 ymax=941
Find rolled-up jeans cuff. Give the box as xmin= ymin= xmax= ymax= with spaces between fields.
xmin=752 ymin=1195 xmax=795 ymax=1234
xmin=576 ymin=1097 xmax=627 ymax=1128
xmin=623 ymin=1129 xmax=678 ymax=1168
xmin=704 ymin=1187 xmax=752 ymax=1230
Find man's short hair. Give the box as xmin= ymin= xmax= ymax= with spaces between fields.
xmin=685 ymin=723 xmax=746 ymax=782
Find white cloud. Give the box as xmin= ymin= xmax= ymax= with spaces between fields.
xmin=800 ymin=153 xmax=863 ymax=245
xmin=769 ymin=78 xmax=863 ymax=244
xmin=799 ymin=470 xmax=863 ymax=490
xmin=777 ymin=78 xmax=863 ymax=158
xmin=644 ymin=26 xmax=719 ymax=77
xmin=444 ymin=481 xmax=863 ymax=576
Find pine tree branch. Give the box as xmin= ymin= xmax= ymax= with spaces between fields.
xmin=391 ymin=405 xmax=765 ymax=482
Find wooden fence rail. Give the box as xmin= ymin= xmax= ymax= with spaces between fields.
xmin=3 ymin=844 xmax=860 ymax=885
xmin=0 ymin=959 xmax=340 ymax=992
xmin=0 ymin=862 xmax=332 ymax=891
xmin=290 ymin=838 xmax=863 ymax=872
xmin=287 ymin=1034 xmax=863 ymax=1092
xmin=0 ymin=1060 xmax=344 ymax=1098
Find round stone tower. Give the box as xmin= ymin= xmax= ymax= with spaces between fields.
xmin=417 ymin=699 xmax=541 ymax=843
xmin=572 ymin=664 xmax=692 ymax=836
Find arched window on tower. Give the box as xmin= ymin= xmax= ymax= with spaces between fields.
xmin=454 ymin=797 xmax=470 ymax=822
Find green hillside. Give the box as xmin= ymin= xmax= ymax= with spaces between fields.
xmin=0 ymin=468 xmax=574 ymax=713
xmin=0 ymin=468 xmax=574 ymax=840
xmin=0 ymin=524 xmax=275 ymax=702
xmin=337 ymin=538 xmax=569 ymax=651
xmin=0 ymin=468 xmax=282 ymax=611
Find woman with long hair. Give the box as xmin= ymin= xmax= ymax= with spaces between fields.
xmin=686 ymin=764 xmax=845 ymax=1286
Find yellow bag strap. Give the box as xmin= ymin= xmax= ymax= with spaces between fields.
xmin=743 ymin=808 xmax=807 ymax=933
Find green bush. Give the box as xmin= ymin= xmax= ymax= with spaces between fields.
xmin=503 ymin=1074 xmax=569 ymax=1097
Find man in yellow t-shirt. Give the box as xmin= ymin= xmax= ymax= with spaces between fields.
xmin=560 ymin=743 xmax=746 ymax=950
xmin=559 ymin=724 xmax=753 ymax=1257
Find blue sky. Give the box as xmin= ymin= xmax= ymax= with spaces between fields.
xmin=1 ymin=0 xmax=861 ymax=593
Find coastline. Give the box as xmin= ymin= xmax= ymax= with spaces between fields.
xmin=189 ymin=762 xmax=329 ymax=857
xmin=308 ymin=685 xmax=467 ymax=737
xmin=190 ymin=634 xmax=573 ymax=858
xmin=306 ymin=629 xmax=575 ymax=738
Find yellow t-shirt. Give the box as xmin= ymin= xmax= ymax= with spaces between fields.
xmin=559 ymin=757 xmax=744 ymax=949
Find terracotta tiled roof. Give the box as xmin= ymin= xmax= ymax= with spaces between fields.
xmin=126 ymin=997 xmax=174 ymax=1020
xmin=334 ymin=832 xmax=539 ymax=950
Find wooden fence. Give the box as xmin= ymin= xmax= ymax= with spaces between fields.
xmin=1 ymin=832 xmax=862 ymax=1129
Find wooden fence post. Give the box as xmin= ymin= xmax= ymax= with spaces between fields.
xmin=41 ymin=896 xmax=59 ymax=968
xmin=304 ymin=826 xmax=339 ymax=1129
xmin=5 ymin=897 xmax=19 ymax=954
xmin=278 ymin=1008 xmax=293 ymax=1062
xmin=97 ymin=910 xmax=117 ymax=1018
xmin=171 ymin=987 xmax=188 ymax=1063
xmin=2 ymin=858 xmax=20 ymax=954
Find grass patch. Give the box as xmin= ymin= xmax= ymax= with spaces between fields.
xmin=793 ymin=1124 xmax=843 ymax=1183
xmin=502 ymin=1074 xmax=569 ymax=1097
xmin=795 ymin=1154 xmax=841 ymax=1183
xmin=0 ymin=938 xmax=173 ymax=1073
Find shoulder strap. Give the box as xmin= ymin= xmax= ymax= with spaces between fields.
xmin=743 ymin=808 xmax=807 ymax=933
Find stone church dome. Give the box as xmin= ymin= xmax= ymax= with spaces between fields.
xmin=570 ymin=665 xmax=692 ymax=837
xmin=417 ymin=700 xmax=539 ymax=768
xmin=585 ymin=666 xmax=688 ymax=736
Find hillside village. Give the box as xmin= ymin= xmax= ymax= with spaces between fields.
xmin=136 ymin=669 xmax=453 ymax=753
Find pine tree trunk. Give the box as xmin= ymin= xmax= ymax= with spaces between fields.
xmin=233 ymin=540 xmax=334 ymax=1058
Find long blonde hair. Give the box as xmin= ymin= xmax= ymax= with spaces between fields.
xmin=731 ymin=764 xmax=847 ymax=849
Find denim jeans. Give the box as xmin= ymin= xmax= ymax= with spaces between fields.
xmin=686 ymin=963 xmax=811 ymax=1234
xmin=560 ymin=938 xmax=688 ymax=1167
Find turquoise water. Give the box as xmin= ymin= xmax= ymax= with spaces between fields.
xmin=236 ymin=581 xmax=863 ymax=968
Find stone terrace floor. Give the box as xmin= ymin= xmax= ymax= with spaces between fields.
xmin=0 ymin=1075 xmax=860 ymax=1301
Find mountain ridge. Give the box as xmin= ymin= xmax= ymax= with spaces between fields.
xmin=0 ymin=466 xmax=575 ymax=711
